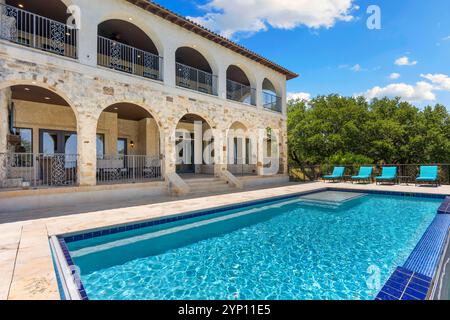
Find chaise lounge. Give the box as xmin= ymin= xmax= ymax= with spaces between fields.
xmin=415 ymin=165 xmax=439 ymax=187
xmin=376 ymin=167 xmax=398 ymax=185
xmin=322 ymin=166 xmax=345 ymax=183
xmin=351 ymin=166 xmax=373 ymax=184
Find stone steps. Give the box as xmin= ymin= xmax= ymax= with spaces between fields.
xmin=185 ymin=177 xmax=234 ymax=194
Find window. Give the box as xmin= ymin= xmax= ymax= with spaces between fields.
xmin=96 ymin=134 xmax=105 ymax=158
xmin=12 ymin=128 xmax=33 ymax=153
xmin=117 ymin=138 xmax=127 ymax=158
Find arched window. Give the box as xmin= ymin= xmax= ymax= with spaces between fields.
xmin=175 ymin=47 xmax=217 ymax=96
xmin=97 ymin=20 xmax=162 ymax=80
xmin=226 ymin=65 xmax=255 ymax=106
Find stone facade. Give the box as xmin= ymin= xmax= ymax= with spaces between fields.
xmin=0 ymin=0 xmax=291 ymax=187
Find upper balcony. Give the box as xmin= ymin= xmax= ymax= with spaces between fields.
xmin=0 ymin=1 xmax=77 ymax=59
xmin=262 ymin=78 xmax=282 ymax=112
xmin=97 ymin=19 xmax=163 ymax=81
xmin=226 ymin=65 xmax=256 ymax=106
xmin=175 ymin=47 xmax=217 ymax=96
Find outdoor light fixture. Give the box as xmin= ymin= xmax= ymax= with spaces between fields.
xmin=130 ymin=141 xmax=135 ymax=148
xmin=24 ymin=88 xmax=30 ymax=91
xmin=44 ymin=97 xmax=51 ymax=100
xmin=18 ymin=4 xmax=24 ymax=8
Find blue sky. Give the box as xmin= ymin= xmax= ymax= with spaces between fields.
xmin=156 ymin=0 xmax=450 ymax=107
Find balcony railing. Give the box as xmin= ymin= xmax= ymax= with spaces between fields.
xmin=0 ymin=3 xmax=77 ymax=58
xmin=176 ymin=62 xmax=218 ymax=96
xmin=98 ymin=36 xmax=163 ymax=81
xmin=263 ymin=92 xmax=282 ymax=113
xmin=0 ymin=153 xmax=78 ymax=189
xmin=97 ymin=155 xmax=162 ymax=185
xmin=226 ymin=79 xmax=256 ymax=106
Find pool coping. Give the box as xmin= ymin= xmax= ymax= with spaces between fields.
xmin=51 ymin=187 xmax=449 ymax=301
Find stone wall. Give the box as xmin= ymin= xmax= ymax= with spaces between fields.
xmin=0 ymin=6 xmax=289 ymax=186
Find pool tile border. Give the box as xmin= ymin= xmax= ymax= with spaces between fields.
xmin=54 ymin=187 xmax=448 ymax=300
xmin=376 ymin=267 xmax=432 ymax=300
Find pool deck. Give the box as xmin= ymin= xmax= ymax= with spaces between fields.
xmin=1 ymin=182 xmax=449 ymax=300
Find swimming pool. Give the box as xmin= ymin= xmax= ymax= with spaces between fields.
xmin=60 ymin=191 xmax=442 ymax=300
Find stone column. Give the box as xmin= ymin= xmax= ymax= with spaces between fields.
xmin=194 ymin=120 xmax=203 ymax=173
xmin=0 ymin=88 xmax=11 ymax=154
xmin=213 ymin=129 xmax=226 ymax=175
xmin=77 ymin=114 xmax=97 ymax=186
xmin=163 ymin=128 xmax=176 ymax=176
xmin=217 ymin=65 xmax=227 ymax=100
xmin=255 ymin=77 xmax=263 ymax=110
xmin=76 ymin=6 xmax=98 ymax=67
xmin=163 ymin=43 xmax=176 ymax=88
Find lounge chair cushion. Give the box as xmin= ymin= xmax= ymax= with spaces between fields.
xmin=351 ymin=167 xmax=373 ymax=179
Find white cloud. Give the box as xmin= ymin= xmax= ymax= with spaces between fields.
xmin=188 ymin=0 xmax=357 ymax=38
xmin=421 ymin=73 xmax=450 ymax=91
xmin=394 ymin=56 xmax=418 ymax=66
xmin=287 ymin=92 xmax=311 ymax=101
xmin=359 ymin=82 xmax=435 ymax=103
xmin=389 ymin=73 xmax=401 ymax=80
xmin=442 ymin=35 xmax=450 ymax=41
xmin=350 ymin=64 xmax=362 ymax=72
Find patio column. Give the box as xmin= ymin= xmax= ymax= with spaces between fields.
xmin=77 ymin=115 xmax=97 ymax=186
xmin=0 ymin=88 xmax=11 ymax=154
xmin=163 ymin=129 xmax=176 ymax=176
xmin=255 ymin=77 xmax=263 ymax=109
xmin=163 ymin=43 xmax=176 ymax=87
xmin=194 ymin=120 xmax=203 ymax=173
xmin=217 ymin=64 xmax=227 ymax=100
xmin=213 ymin=129 xmax=226 ymax=175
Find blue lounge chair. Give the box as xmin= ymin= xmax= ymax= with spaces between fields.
xmin=415 ymin=166 xmax=439 ymax=187
xmin=351 ymin=166 xmax=373 ymax=184
xmin=323 ymin=166 xmax=345 ymax=183
xmin=376 ymin=167 xmax=397 ymax=185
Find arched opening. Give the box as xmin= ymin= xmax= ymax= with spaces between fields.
xmin=175 ymin=114 xmax=214 ymax=176
xmin=227 ymin=122 xmax=257 ymax=176
xmin=1 ymin=84 xmax=78 ymax=188
xmin=262 ymin=78 xmax=282 ymax=112
xmin=2 ymin=0 xmax=77 ymax=58
xmin=97 ymin=20 xmax=162 ymax=80
xmin=175 ymin=47 xmax=217 ymax=95
xmin=226 ymin=65 xmax=255 ymax=105
xmin=96 ymin=103 xmax=162 ymax=184
xmin=262 ymin=127 xmax=281 ymax=175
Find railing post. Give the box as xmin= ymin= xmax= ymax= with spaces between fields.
xmin=32 ymin=14 xmax=36 ymax=49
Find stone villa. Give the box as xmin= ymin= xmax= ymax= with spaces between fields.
xmin=0 ymin=0 xmax=297 ymax=210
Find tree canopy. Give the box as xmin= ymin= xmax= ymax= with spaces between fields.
xmin=288 ymin=95 xmax=450 ymax=165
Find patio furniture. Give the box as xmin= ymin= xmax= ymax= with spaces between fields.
xmin=376 ymin=167 xmax=397 ymax=185
xmin=351 ymin=166 xmax=373 ymax=184
xmin=323 ymin=167 xmax=345 ymax=183
xmin=415 ymin=166 xmax=439 ymax=187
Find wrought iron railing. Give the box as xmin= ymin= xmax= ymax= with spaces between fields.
xmin=97 ymin=36 xmax=163 ymax=81
xmin=226 ymin=79 xmax=256 ymax=106
xmin=176 ymin=62 xmax=218 ymax=96
xmin=97 ymin=155 xmax=162 ymax=185
xmin=263 ymin=92 xmax=282 ymax=112
xmin=289 ymin=163 xmax=450 ymax=185
xmin=0 ymin=3 xmax=77 ymax=58
xmin=0 ymin=153 xmax=78 ymax=188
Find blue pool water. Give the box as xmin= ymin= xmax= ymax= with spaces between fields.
xmin=66 ymin=193 xmax=442 ymax=300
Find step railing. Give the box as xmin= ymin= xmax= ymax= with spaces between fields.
xmin=97 ymin=36 xmax=163 ymax=81
xmin=263 ymin=92 xmax=282 ymax=112
xmin=176 ymin=62 xmax=218 ymax=96
xmin=0 ymin=152 xmax=78 ymax=188
xmin=226 ymin=79 xmax=256 ymax=106
xmin=0 ymin=3 xmax=77 ymax=58
xmin=97 ymin=154 xmax=162 ymax=185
